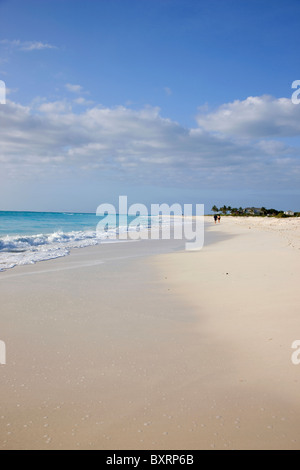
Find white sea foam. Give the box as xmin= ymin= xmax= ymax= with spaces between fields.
xmin=0 ymin=229 xmax=122 ymax=272
xmin=0 ymin=221 xmax=158 ymax=272
xmin=0 ymin=215 xmax=181 ymax=272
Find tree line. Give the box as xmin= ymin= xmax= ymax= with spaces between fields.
xmin=211 ymin=206 xmax=300 ymax=217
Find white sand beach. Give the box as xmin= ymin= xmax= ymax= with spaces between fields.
xmin=0 ymin=217 xmax=299 ymax=450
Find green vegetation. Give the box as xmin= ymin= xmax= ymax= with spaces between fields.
xmin=211 ymin=206 xmax=299 ymax=217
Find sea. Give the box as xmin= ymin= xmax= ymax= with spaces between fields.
xmin=0 ymin=211 xmax=162 ymax=272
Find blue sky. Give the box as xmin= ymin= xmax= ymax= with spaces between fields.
xmin=0 ymin=0 xmax=300 ymax=212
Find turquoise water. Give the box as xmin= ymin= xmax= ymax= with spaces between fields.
xmin=0 ymin=211 xmax=140 ymax=236
xmin=0 ymin=211 xmax=156 ymax=271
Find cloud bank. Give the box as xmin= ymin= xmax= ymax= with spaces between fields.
xmin=197 ymin=95 xmax=300 ymax=138
xmin=0 ymin=96 xmax=299 ymax=189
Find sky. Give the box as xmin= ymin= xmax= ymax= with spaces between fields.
xmin=0 ymin=0 xmax=300 ymax=212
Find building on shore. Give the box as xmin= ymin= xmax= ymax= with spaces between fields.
xmin=243 ymin=207 xmax=263 ymax=216
xmin=284 ymin=210 xmax=295 ymax=216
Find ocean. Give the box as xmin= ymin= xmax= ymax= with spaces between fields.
xmin=0 ymin=211 xmax=159 ymax=272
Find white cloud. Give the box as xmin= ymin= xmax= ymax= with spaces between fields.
xmin=0 ymin=97 xmax=299 ymax=189
xmin=21 ymin=41 xmax=57 ymax=51
xmin=4 ymin=87 xmax=18 ymax=96
xmin=38 ymin=100 xmax=72 ymax=114
xmin=65 ymin=83 xmax=84 ymax=94
xmin=197 ymin=95 xmax=300 ymax=138
xmin=164 ymin=87 xmax=172 ymax=96
xmin=0 ymin=39 xmax=57 ymax=51
xmin=73 ymin=97 xmax=94 ymax=106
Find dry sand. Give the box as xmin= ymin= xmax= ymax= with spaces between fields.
xmin=0 ymin=217 xmax=299 ymax=450
xmin=152 ymin=216 xmax=300 ymax=450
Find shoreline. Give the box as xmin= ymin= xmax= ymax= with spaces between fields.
xmin=0 ymin=213 xmax=200 ymax=273
xmin=0 ymin=218 xmax=299 ymax=449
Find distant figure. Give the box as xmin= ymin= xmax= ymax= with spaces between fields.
xmin=214 ymin=214 xmax=218 ymax=224
xmin=217 ymin=215 xmax=221 ymax=223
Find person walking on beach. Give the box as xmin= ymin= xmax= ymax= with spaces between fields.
xmin=214 ymin=214 xmax=218 ymax=224
xmin=217 ymin=215 xmax=221 ymax=223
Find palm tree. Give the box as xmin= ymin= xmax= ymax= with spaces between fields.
xmin=211 ymin=205 xmax=219 ymax=213
xmin=220 ymin=205 xmax=228 ymax=215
